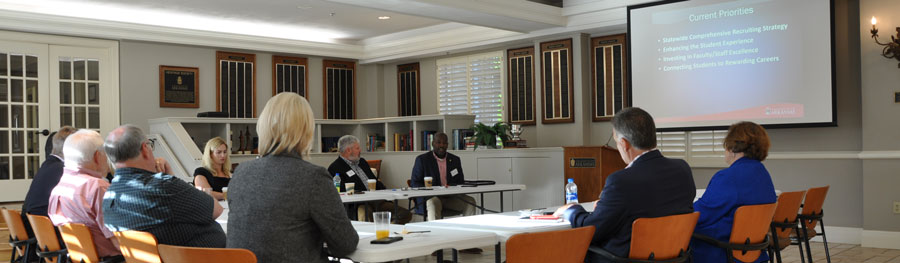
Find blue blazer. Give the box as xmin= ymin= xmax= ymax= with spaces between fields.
xmin=410 ymin=151 xmax=465 ymax=214
xmin=563 ymin=150 xmax=696 ymax=262
xmin=692 ymin=157 xmax=777 ymax=263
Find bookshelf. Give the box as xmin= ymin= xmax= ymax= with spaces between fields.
xmin=149 ymin=115 xmax=476 ymax=175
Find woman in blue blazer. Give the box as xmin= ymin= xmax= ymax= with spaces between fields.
xmin=692 ymin=121 xmax=777 ymax=262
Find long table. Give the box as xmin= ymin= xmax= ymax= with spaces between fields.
xmin=347 ymin=221 xmax=496 ymax=263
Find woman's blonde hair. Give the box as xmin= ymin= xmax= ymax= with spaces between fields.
xmin=257 ymin=92 xmax=315 ymax=158
xmin=201 ymin=137 xmax=232 ymax=177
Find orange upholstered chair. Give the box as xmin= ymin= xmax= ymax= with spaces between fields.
xmin=590 ymin=212 xmax=700 ymax=262
xmin=794 ymin=186 xmax=831 ymax=263
xmin=768 ymin=190 xmax=806 ymax=263
xmin=1 ymin=209 xmax=36 ymax=263
xmin=693 ymin=203 xmax=777 ymax=263
xmin=25 ymin=214 xmax=68 ymax=263
xmin=114 ymin=231 xmax=161 ymax=263
xmin=506 ymin=226 xmax=595 ymax=263
xmin=157 ymin=244 xmax=256 ymax=263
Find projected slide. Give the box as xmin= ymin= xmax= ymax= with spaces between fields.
xmin=629 ymin=0 xmax=834 ymax=129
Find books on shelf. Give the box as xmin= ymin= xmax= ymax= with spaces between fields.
xmin=452 ymin=129 xmax=474 ymax=150
xmin=366 ymin=134 xmax=385 ymax=152
xmin=393 ymin=130 xmax=414 ymax=151
xmin=322 ymin=137 xmax=340 ymax=152
xmin=421 ymin=130 xmax=436 ymax=151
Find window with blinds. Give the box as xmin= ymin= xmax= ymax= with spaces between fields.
xmin=216 ymin=51 xmax=256 ymax=118
xmin=592 ymin=34 xmax=628 ymax=121
xmin=323 ymin=60 xmax=355 ymax=119
xmin=436 ymin=52 xmax=504 ymax=125
xmin=656 ymin=130 xmax=727 ymax=164
xmin=272 ymin=55 xmax=307 ymax=97
xmin=540 ymin=39 xmax=574 ymax=124
xmin=507 ymin=47 xmax=535 ymax=125
xmin=397 ymin=63 xmax=420 ymax=116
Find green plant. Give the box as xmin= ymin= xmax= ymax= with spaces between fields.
xmin=470 ymin=122 xmax=510 ymax=149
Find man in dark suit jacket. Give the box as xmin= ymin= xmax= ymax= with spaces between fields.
xmin=410 ymin=132 xmax=475 ymax=221
xmin=555 ymin=108 xmax=696 ymax=262
xmin=328 ymin=135 xmax=410 ymax=224
xmin=21 ymin=126 xmax=76 ymax=248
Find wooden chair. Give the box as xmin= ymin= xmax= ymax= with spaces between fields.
xmin=114 ymin=231 xmax=161 ymax=263
xmin=25 ymin=214 xmax=68 ymax=263
xmin=693 ymin=203 xmax=777 ymax=263
xmin=366 ymin=159 xmax=382 ymax=178
xmin=506 ymin=226 xmax=595 ymax=263
xmin=58 ymin=223 xmax=103 ymax=263
xmin=157 ymin=244 xmax=256 ymax=263
xmin=794 ymin=186 xmax=831 ymax=263
xmin=768 ymin=190 xmax=806 ymax=263
xmin=590 ymin=212 xmax=700 ymax=262
xmin=1 ymin=209 xmax=36 ymax=263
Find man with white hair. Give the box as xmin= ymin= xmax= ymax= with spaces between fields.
xmin=327 ymin=135 xmax=411 ymax=224
xmin=48 ymin=129 xmax=124 ymax=262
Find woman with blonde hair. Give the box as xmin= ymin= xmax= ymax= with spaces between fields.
xmin=691 ymin=121 xmax=777 ymax=262
xmin=193 ymin=137 xmax=231 ymax=200
xmin=226 ymin=93 xmax=358 ymax=262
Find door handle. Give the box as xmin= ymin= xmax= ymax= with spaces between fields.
xmin=35 ymin=129 xmax=50 ymax=136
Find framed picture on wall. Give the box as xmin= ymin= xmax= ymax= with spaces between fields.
xmin=159 ymin=65 xmax=200 ymax=108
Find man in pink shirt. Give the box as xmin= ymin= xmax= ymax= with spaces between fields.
xmin=48 ymin=129 xmax=123 ymax=261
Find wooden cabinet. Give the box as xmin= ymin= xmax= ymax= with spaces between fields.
xmin=563 ymin=146 xmax=625 ymax=203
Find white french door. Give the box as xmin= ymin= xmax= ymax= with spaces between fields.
xmin=0 ymin=32 xmax=118 ymax=202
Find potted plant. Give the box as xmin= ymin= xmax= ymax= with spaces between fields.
xmin=470 ymin=122 xmax=510 ymax=149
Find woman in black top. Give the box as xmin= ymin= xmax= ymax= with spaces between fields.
xmin=194 ymin=137 xmax=231 ymax=200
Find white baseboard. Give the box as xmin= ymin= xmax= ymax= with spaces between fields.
xmin=862 ymin=230 xmax=900 ymax=249
xmin=810 ymin=226 xmax=861 ymax=244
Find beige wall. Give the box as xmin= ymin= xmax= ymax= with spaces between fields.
xmin=860 ymin=0 xmax=900 ymax=232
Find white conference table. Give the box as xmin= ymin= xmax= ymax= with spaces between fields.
xmin=346 ymin=221 xmax=497 ymax=263
xmin=394 ymin=184 xmax=526 ymax=214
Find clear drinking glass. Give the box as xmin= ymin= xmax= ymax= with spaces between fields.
xmin=374 ymin=211 xmax=391 ymax=240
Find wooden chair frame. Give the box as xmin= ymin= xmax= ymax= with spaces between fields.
xmin=692 ymin=203 xmax=776 ymax=263
xmin=2 ymin=209 xmax=36 ymax=263
xmin=767 ymin=190 xmax=806 ymax=263
xmin=26 ymin=214 xmax=69 ymax=263
xmin=589 ymin=212 xmax=699 ymax=263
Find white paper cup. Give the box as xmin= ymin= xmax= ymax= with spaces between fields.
xmin=424 ymin=177 xmax=433 ymax=188
xmin=367 ymin=179 xmax=377 ymax=190
xmin=346 ymin=182 xmax=355 ymax=194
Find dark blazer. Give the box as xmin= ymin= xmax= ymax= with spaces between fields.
xmin=562 ymin=150 xmax=696 ymax=262
xmin=21 ymin=155 xmax=64 ymax=238
xmin=410 ymin=151 xmax=465 ymax=214
xmin=327 ymin=157 xmax=385 ymax=192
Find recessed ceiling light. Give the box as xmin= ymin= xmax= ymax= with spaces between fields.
xmin=296 ymin=5 xmax=312 ymax=10
xmin=378 ymin=16 xmax=391 ymax=20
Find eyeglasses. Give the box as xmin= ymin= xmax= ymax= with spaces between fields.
xmin=145 ymin=138 xmax=157 ymax=150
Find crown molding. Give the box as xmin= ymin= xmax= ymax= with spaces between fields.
xmin=0 ymin=9 xmax=364 ymax=59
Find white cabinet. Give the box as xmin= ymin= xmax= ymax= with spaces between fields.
xmin=469 ymin=149 xmax=565 ymax=212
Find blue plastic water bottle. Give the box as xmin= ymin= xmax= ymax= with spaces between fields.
xmin=565 ymin=178 xmax=578 ymax=204
xmin=333 ymin=173 xmax=341 ymax=192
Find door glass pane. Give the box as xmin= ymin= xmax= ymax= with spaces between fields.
xmin=60 ymin=82 xmax=71 ymax=104
xmin=60 ymin=106 xmax=71 ymax=126
xmin=0 ymin=131 xmax=6 ymax=154
xmin=0 ymin=157 xmax=7 ymax=179
xmin=59 ymin=59 xmax=71 ymax=80
xmin=11 ymin=105 xmax=22 ymax=128
xmin=27 ymin=133 xmax=38 ymax=154
xmin=27 ymin=105 xmax=37 ymax=129
xmin=0 ymin=105 xmax=6 ymax=127
xmin=26 ymin=80 xmax=37 ymax=103
xmin=26 ymin=55 xmax=37 ymax=78
xmin=11 ymin=79 xmax=22 ymax=102
xmin=0 ymin=53 xmax=6 ymax=76
xmin=88 ymin=83 xmax=99 ymax=104
xmin=75 ymin=82 xmax=85 ymax=104
xmin=88 ymin=60 xmax=99 ymax=81
xmin=11 ymin=131 xmax=22 ymax=153
xmin=0 ymin=78 xmax=7 ymax=101
xmin=12 ymin=156 xmax=23 ymax=179
xmin=88 ymin=107 xmax=99 ymax=129
xmin=28 ymin=156 xmax=38 ymax=179
xmin=74 ymin=59 xmax=85 ymax=80
xmin=75 ymin=107 xmax=86 ymax=128
xmin=10 ymin=55 xmax=22 ymax=77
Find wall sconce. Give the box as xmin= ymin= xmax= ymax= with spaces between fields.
xmin=870 ymin=16 xmax=900 ymax=68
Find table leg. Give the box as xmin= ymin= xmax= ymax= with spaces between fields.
xmin=436 ymin=250 xmax=443 ymax=263
xmin=452 ymin=249 xmax=458 ymax=263
xmin=495 ymin=242 xmax=501 ymax=263
xmin=500 ymin=192 xmax=504 ymax=212
xmin=480 ymin=193 xmax=485 ymax=214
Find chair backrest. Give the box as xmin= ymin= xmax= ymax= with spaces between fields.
xmin=26 ymin=214 xmax=64 ymax=263
xmin=800 ymin=186 xmax=829 ymax=230
xmin=629 ymin=212 xmax=700 ymax=260
xmin=157 ymin=244 xmax=257 ymax=263
xmin=0 ymin=208 xmax=30 ymax=256
xmin=506 ymin=226 xmax=595 ymax=263
xmin=367 ymin=159 xmax=382 ymax=177
xmin=771 ymin=191 xmax=806 ymax=239
xmin=729 ymin=203 xmax=777 ymax=262
xmin=59 ymin=223 xmax=100 ymax=263
xmin=114 ymin=231 xmax=162 ymax=263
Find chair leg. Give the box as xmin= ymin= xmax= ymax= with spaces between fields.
xmin=794 ymin=227 xmax=806 ymax=263
xmin=801 ymin=222 xmax=814 ymax=263
xmin=818 ymin=218 xmax=831 ymax=263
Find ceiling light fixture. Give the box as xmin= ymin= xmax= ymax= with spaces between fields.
xmin=378 ymin=16 xmax=391 ymax=20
